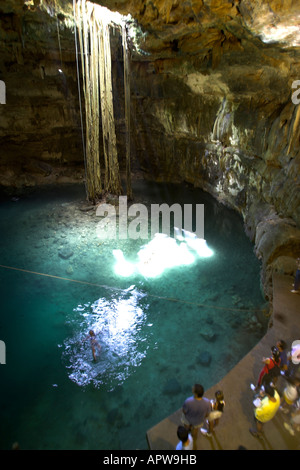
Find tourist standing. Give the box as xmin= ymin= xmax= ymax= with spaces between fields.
xmin=291 ymin=258 xmax=300 ymax=293
xmin=249 ymin=383 xmax=281 ymax=438
xmin=181 ymin=384 xmax=211 ymax=450
xmin=201 ymin=390 xmax=226 ymax=437
xmin=250 ymin=346 xmax=281 ymax=392
xmin=277 ymin=340 xmax=288 ymax=374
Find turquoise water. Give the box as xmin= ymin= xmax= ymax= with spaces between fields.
xmin=0 ymin=181 xmax=267 ymax=450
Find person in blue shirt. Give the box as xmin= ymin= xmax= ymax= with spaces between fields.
xmin=277 ymin=340 xmax=288 ymax=373
xmin=181 ymin=384 xmax=211 ymax=450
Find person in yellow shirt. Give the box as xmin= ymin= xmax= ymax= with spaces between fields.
xmin=249 ymin=384 xmax=280 ymax=438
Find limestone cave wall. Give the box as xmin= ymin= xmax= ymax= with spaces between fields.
xmin=0 ymin=0 xmax=85 ymax=187
xmin=128 ymin=52 xmax=300 ymax=299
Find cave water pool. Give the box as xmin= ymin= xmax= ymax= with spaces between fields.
xmin=0 ymin=181 xmax=268 ymax=450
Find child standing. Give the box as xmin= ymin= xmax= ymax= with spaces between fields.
xmin=175 ymin=426 xmax=193 ymax=450
xmin=201 ymin=390 xmax=225 ymax=437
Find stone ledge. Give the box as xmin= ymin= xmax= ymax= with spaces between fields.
xmin=146 ymin=272 xmax=300 ymax=450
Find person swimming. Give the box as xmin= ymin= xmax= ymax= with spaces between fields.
xmin=84 ymin=330 xmax=101 ymax=361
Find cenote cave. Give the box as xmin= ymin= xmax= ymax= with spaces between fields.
xmin=0 ymin=0 xmax=300 ymax=452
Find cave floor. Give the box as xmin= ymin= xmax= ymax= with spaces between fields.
xmin=146 ymin=272 xmax=300 ymax=451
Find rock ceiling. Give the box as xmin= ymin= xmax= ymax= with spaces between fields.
xmin=33 ymin=1 xmax=300 ymax=99
xmin=90 ymin=0 xmax=300 ymax=59
xmin=15 ymin=1 xmax=300 ymax=62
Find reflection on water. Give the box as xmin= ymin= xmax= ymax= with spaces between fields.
xmin=113 ymin=231 xmax=214 ymax=279
xmin=62 ymin=286 xmax=150 ymax=390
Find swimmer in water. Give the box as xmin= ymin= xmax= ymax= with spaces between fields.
xmin=84 ymin=330 xmax=101 ymax=361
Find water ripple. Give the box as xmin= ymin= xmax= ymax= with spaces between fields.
xmin=62 ymin=286 xmax=150 ymax=390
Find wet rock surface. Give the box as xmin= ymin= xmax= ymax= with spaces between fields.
xmin=197 ymin=351 xmax=212 ymax=367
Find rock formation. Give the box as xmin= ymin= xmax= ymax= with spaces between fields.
xmin=0 ymin=0 xmax=299 ymax=301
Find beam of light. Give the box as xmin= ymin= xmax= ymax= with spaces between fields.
xmin=112 ymin=231 xmax=214 ymax=278
xmin=259 ymin=23 xmax=300 ymax=47
xmin=137 ymin=234 xmax=191 ymax=278
xmin=113 ymin=249 xmax=136 ymax=277
xmin=249 ymin=11 xmax=300 ymax=47
xmin=92 ymin=4 xmax=129 ymax=27
xmin=86 ymin=3 xmax=146 ymax=55
xmin=181 ymin=229 xmax=214 ymax=258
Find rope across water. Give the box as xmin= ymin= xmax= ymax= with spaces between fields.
xmin=0 ymin=264 xmax=268 ymax=315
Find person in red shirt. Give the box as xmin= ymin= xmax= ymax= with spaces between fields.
xmin=251 ymin=346 xmax=281 ymax=392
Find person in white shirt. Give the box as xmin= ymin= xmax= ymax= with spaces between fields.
xmin=176 ymin=426 xmax=193 ymax=450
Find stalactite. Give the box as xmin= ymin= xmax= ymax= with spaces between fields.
xmin=97 ymin=17 xmax=108 ymax=190
xmin=76 ymin=0 xmax=102 ymax=201
xmin=90 ymin=7 xmax=102 ymax=196
xmin=122 ymin=24 xmax=132 ymax=200
xmin=74 ymin=0 xmax=125 ymax=201
xmin=98 ymin=15 xmax=122 ymax=195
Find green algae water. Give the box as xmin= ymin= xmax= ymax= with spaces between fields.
xmin=0 ymin=181 xmax=268 ymax=450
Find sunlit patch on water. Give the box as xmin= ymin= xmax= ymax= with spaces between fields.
xmin=62 ymin=286 xmax=151 ymax=390
xmin=113 ymin=231 xmax=214 ymax=279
